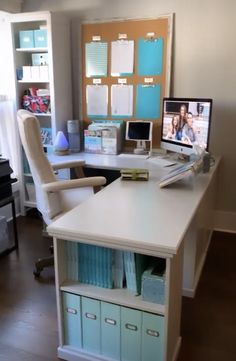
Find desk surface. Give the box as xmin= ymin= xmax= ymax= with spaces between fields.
xmin=48 ymin=151 xmax=177 ymax=171
xmin=47 ymin=155 xmax=220 ymax=257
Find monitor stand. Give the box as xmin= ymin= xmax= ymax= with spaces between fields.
xmin=133 ymin=140 xmax=148 ymax=155
xmin=165 ymin=151 xmax=190 ymax=163
xmin=177 ymin=153 xmax=190 ymax=162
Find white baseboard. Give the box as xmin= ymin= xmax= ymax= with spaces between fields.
xmin=171 ymin=337 xmax=182 ymax=361
xmin=214 ymin=210 xmax=236 ymax=233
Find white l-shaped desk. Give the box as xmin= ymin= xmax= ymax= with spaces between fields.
xmin=47 ymin=152 xmax=220 ymax=361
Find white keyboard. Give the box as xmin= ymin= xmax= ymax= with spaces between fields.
xmin=147 ymin=157 xmax=177 ymax=167
xmin=118 ymin=153 xmax=149 ymax=160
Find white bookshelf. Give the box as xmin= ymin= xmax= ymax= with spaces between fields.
xmin=10 ymin=11 xmax=72 ymax=212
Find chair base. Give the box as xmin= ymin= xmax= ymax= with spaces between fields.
xmin=33 ymin=255 xmax=54 ymax=277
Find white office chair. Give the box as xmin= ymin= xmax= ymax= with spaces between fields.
xmin=17 ymin=109 xmax=106 ymax=277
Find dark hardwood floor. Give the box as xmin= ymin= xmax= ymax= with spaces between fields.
xmin=0 ymin=212 xmax=236 ymax=361
xmin=0 ymin=212 xmax=58 ymax=361
xmin=177 ymin=231 xmax=236 ymax=361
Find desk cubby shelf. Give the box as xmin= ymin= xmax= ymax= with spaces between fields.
xmin=60 ymin=281 xmax=165 ymax=316
xmin=53 ymin=233 xmax=180 ymax=361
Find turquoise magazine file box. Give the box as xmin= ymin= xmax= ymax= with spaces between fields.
xmin=62 ymin=292 xmax=82 ymax=349
xmin=82 ymin=297 xmax=101 ymax=354
xmin=121 ymin=307 xmax=142 ymax=361
xmin=101 ymin=302 xmax=121 ymax=360
xmin=141 ymin=312 xmax=164 ymax=361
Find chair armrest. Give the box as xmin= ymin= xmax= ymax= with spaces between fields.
xmin=51 ymin=160 xmax=86 ymax=170
xmin=42 ymin=177 xmax=106 ymax=192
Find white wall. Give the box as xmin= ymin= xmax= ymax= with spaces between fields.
xmin=21 ymin=0 xmax=236 ymax=217
xmin=0 ymin=0 xmax=22 ymax=12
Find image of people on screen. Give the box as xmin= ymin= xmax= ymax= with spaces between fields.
xmin=176 ymin=104 xmax=187 ymax=141
xmin=163 ymin=100 xmax=211 ymax=149
xmin=181 ymin=112 xmax=196 ymax=144
xmin=166 ymin=115 xmax=179 ymax=139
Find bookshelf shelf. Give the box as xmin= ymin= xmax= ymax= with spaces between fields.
xmin=33 ymin=112 xmax=51 ymax=116
xmin=16 ymin=47 xmax=48 ymax=52
xmin=18 ymin=80 xmax=49 ymax=83
xmin=60 ymin=281 xmax=165 ymax=316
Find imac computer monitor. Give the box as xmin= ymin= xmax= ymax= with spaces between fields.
xmin=160 ymin=98 xmax=212 ymax=156
xmin=126 ymin=120 xmax=153 ymax=154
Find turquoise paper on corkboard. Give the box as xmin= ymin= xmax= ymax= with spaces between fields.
xmin=137 ymin=38 xmax=163 ymax=76
xmin=136 ymin=84 xmax=161 ymax=119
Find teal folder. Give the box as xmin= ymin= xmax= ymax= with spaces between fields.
xmin=141 ymin=312 xmax=164 ymax=361
xmin=136 ymin=84 xmax=161 ymax=119
xmin=113 ymin=250 xmax=124 ymax=288
xmin=62 ymin=292 xmax=82 ymax=349
xmin=78 ymin=244 xmax=113 ymax=288
xmin=78 ymin=243 xmax=86 ymax=283
xmin=101 ymin=302 xmax=121 ymax=359
xmin=121 ymin=307 xmax=142 ymax=361
xmin=137 ymin=38 xmax=164 ymax=76
xmin=81 ymin=297 xmax=101 ymax=354
xmin=66 ymin=241 xmax=78 ymax=281
xmin=124 ymin=252 xmax=147 ymax=295
xmin=124 ymin=251 xmax=137 ymax=293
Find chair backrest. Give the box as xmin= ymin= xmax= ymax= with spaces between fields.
xmin=17 ymin=109 xmax=62 ymax=224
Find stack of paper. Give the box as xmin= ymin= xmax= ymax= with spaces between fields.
xmin=159 ymin=161 xmax=196 ymax=188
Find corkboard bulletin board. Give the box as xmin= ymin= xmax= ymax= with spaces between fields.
xmin=81 ymin=15 xmax=173 ymax=149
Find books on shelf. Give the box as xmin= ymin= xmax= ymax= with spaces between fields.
xmin=65 ymin=241 xmax=165 ymax=301
xmin=78 ymin=243 xmax=114 ymax=289
xmin=159 ymin=159 xmax=202 ymax=188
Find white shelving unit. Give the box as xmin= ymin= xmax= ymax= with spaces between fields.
xmin=9 ymin=11 xmax=72 ymax=212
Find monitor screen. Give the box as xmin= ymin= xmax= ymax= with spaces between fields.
xmin=126 ymin=121 xmax=152 ymax=141
xmin=160 ymin=98 xmax=212 ymax=155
